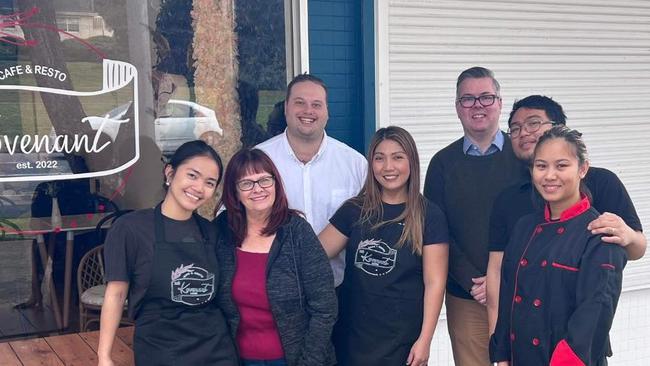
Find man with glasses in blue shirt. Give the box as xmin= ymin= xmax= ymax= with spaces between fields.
xmin=486 ymin=95 xmax=646 ymax=339
xmin=424 ymin=66 xmax=527 ymax=366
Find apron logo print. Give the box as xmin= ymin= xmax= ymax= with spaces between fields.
xmin=170 ymin=263 xmax=215 ymax=306
xmin=354 ymin=239 xmax=397 ymax=276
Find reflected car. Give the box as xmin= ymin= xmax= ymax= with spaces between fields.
xmin=155 ymin=99 xmax=224 ymax=155
xmin=82 ymin=99 xmax=224 ymax=155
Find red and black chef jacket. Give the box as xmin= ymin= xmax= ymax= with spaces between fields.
xmin=490 ymin=196 xmax=627 ymax=366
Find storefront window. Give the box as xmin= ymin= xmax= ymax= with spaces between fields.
xmin=0 ymin=0 xmax=293 ymax=338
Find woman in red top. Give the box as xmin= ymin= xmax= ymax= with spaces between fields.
xmin=215 ymin=148 xmax=337 ymax=366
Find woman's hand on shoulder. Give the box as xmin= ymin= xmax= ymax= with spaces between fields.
xmin=588 ymin=212 xmax=646 ymax=260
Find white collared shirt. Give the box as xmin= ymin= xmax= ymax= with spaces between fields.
xmin=257 ymin=131 xmax=367 ymax=286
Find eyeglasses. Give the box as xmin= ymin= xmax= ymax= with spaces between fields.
xmin=456 ymin=94 xmax=500 ymax=108
xmin=236 ymin=176 xmax=275 ymax=191
xmin=508 ymin=119 xmax=556 ymax=138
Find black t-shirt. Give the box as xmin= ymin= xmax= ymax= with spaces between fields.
xmin=104 ymin=208 xmax=218 ymax=318
xmin=489 ymin=166 xmax=643 ymax=252
xmin=330 ymin=198 xmax=449 ymax=299
xmin=330 ymin=198 xmax=448 ymax=365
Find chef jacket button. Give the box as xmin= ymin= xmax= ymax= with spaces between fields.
xmin=557 ymin=227 xmax=565 ymax=234
xmin=541 ymin=260 xmax=548 ymax=267
xmin=514 ymin=295 xmax=522 ymax=303
xmin=533 ymin=299 xmax=542 ymax=307
xmin=520 ymin=258 xmax=528 ymax=266
xmin=510 ymin=333 xmax=516 ymax=341
xmin=536 ymin=226 xmax=543 ymax=234
xmin=532 ymin=338 xmax=540 ymax=346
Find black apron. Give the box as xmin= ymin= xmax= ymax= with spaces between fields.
xmin=336 ymin=204 xmax=424 ymax=366
xmin=133 ymin=205 xmax=237 ymax=366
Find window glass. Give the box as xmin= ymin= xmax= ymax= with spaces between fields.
xmin=0 ymin=0 xmax=290 ymax=337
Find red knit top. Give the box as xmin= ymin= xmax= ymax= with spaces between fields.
xmin=232 ymin=249 xmax=284 ymax=359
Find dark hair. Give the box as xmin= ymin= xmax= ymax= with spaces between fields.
xmin=532 ymin=125 xmax=592 ymax=203
xmin=508 ymin=95 xmax=567 ymax=126
xmin=266 ymin=100 xmax=287 ymax=136
xmin=163 ymin=140 xmax=224 ymax=189
xmin=238 ymin=80 xmax=260 ymax=125
xmin=456 ymin=66 xmax=500 ymax=97
xmin=285 ymin=73 xmax=328 ymax=101
xmin=535 ymin=125 xmax=587 ymax=166
xmin=219 ymin=148 xmax=298 ymax=246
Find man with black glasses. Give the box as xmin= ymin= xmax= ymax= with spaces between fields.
xmin=486 ymin=95 xmax=646 ymax=338
xmin=424 ymin=67 xmax=526 ymax=366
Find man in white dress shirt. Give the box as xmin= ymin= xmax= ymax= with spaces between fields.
xmin=257 ymin=74 xmax=367 ymax=287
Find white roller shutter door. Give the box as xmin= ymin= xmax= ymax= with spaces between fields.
xmin=376 ymin=0 xmax=650 ymax=290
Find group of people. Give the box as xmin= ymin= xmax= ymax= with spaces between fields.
xmin=96 ymin=68 xmax=645 ymax=366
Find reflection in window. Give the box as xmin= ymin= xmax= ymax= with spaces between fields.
xmin=0 ymin=0 xmax=296 ymax=337
xmin=154 ymin=99 xmax=223 ymax=155
xmin=92 ymin=16 xmax=103 ymax=30
xmin=235 ymin=0 xmax=287 ymax=147
xmin=0 ymin=0 xmax=134 ymax=338
xmin=148 ymin=0 xmax=289 ymax=150
xmin=56 ymin=17 xmax=80 ymax=33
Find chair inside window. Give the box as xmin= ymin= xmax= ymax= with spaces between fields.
xmin=77 ymin=210 xmax=133 ymax=331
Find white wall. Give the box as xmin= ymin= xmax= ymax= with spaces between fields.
xmin=376 ymin=2 xmax=650 ymax=263
xmin=376 ymin=0 xmax=650 ymax=363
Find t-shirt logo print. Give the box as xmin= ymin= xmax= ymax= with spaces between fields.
xmin=170 ymin=264 xmax=215 ymax=305
xmin=354 ymin=239 xmax=397 ymax=276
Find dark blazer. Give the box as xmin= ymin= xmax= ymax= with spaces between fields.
xmin=215 ymin=212 xmax=337 ymax=366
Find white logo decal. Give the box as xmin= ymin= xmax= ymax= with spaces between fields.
xmin=170 ymin=263 xmax=215 ymax=306
xmin=354 ymin=239 xmax=397 ymax=276
xmin=0 ymin=59 xmax=139 ymax=182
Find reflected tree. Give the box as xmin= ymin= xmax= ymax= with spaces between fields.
xmin=235 ymin=0 xmax=285 ymax=90
xmin=155 ymin=0 xmax=195 ymax=86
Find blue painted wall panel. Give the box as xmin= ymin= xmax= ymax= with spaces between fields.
xmin=308 ymin=0 xmax=364 ymax=151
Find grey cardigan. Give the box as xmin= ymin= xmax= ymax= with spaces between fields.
xmin=214 ymin=212 xmax=337 ymax=366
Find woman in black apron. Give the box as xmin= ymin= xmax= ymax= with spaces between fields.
xmin=98 ymin=140 xmax=238 ymax=366
xmin=319 ymin=127 xmax=449 ymax=366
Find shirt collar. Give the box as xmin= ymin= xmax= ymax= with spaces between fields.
xmin=462 ymin=130 xmax=505 ymax=155
xmin=543 ymin=194 xmax=591 ymax=222
xmin=281 ymin=130 xmax=328 ymax=164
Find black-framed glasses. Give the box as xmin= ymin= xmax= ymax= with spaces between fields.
xmin=236 ymin=176 xmax=275 ymax=191
xmin=456 ymin=94 xmax=500 ymax=108
xmin=508 ymin=119 xmax=557 ymax=138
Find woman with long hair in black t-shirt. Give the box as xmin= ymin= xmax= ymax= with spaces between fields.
xmin=98 ymin=140 xmax=237 ymax=366
xmin=319 ymin=126 xmax=449 ymax=366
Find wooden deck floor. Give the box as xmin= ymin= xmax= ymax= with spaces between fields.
xmin=0 ymin=326 xmax=134 ymax=366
